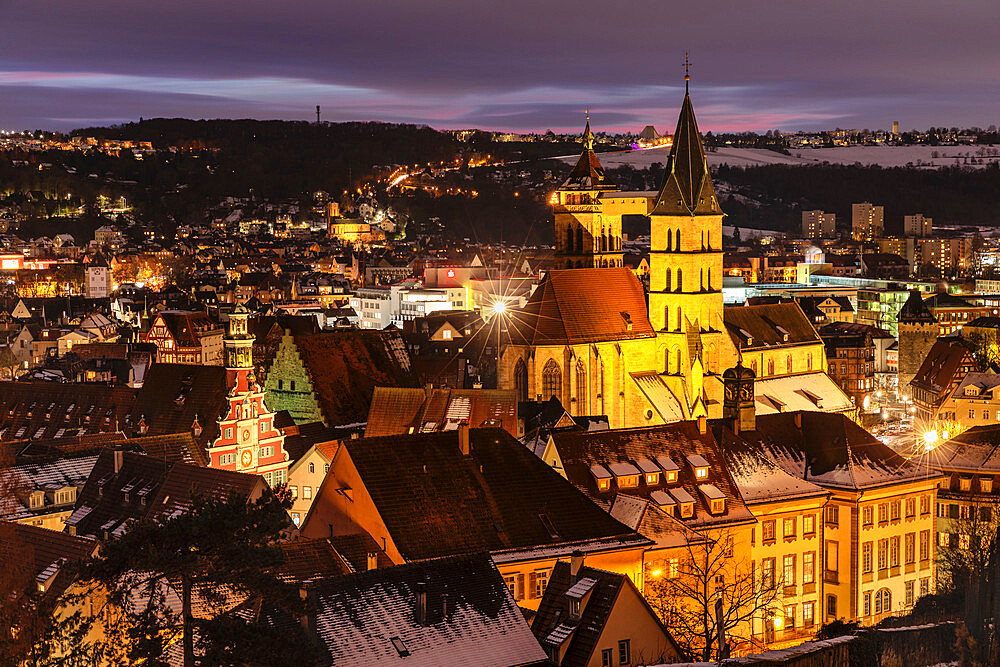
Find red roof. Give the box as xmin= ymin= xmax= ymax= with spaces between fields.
xmin=508 ymin=268 xmax=655 ymax=345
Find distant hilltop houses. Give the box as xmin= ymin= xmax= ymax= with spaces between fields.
xmin=0 ymin=131 xmax=157 ymax=157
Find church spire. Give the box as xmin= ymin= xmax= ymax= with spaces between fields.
xmin=651 ymin=66 xmax=721 ymax=217
xmin=561 ymin=112 xmax=613 ymax=190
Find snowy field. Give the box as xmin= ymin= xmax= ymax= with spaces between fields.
xmin=562 ymin=144 xmax=1000 ymax=170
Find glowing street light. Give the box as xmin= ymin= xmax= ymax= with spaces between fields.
xmin=491 ymin=299 xmax=508 ymax=318
xmin=923 ymin=430 xmax=938 ymax=452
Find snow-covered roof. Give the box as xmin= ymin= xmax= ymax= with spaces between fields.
xmin=753 ymin=372 xmax=854 ymax=415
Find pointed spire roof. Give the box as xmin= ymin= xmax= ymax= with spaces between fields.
xmin=562 ymin=117 xmax=615 ymax=190
xmin=898 ymin=289 xmax=935 ymax=324
xmin=651 ymin=88 xmax=721 ymax=217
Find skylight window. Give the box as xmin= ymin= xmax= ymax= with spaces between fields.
xmin=390 ymin=637 xmax=409 ymax=657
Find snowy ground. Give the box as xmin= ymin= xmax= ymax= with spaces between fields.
xmin=561 ymin=144 xmax=1000 ymax=170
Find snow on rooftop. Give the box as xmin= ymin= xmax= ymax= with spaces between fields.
xmin=698 ymin=483 xmax=726 ymax=500
xmin=607 ymin=461 xmax=640 ymax=476
xmin=655 ymin=455 xmax=679 ymax=472
xmin=668 ymin=487 xmax=695 ymax=504
xmin=686 ymin=454 xmax=710 ymax=468
xmin=649 ymin=490 xmax=676 ymax=507
xmin=589 ymin=463 xmax=611 ymax=479
xmin=635 ymin=457 xmax=659 ymax=474
xmin=564 ymin=576 xmax=598 ymax=599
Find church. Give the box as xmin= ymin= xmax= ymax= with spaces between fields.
xmin=500 ymin=79 xmax=853 ymax=429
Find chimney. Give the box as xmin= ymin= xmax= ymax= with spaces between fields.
xmin=794 ymin=412 xmax=802 ymax=429
xmin=366 ymin=551 xmax=378 ymax=571
xmin=113 ymin=442 xmax=124 ymax=475
xmin=697 ymin=415 xmax=707 ymax=435
xmin=414 ymin=582 xmax=427 ymax=625
xmin=570 ymin=550 xmax=585 ymax=581
xmin=441 ymin=592 xmax=450 ymax=619
xmin=458 ymin=421 xmax=470 ymax=456
xmin=299 ymin=582 xmax=316 ymax=638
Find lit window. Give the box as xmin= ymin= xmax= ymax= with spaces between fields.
xmin=303 ymin=487 xmax=312 ymax=500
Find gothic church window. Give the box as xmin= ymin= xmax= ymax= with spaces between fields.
xmin=542 ymin=359 xmax=562 ymax=401
xmin=514 ymin=359 xmax=528 ymax=403
xmin=575 ymin=360 xmax=587 ymax=412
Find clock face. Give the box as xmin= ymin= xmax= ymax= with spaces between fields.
xmin=725 ymin=385 xmax=736 ymax=401
xmin=240 ymin=449 xmax=253 ymax=468
xmin=740 ymin=383 xmax=753 ymax=401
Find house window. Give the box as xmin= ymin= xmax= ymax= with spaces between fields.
xmin=618 ymin=639 xmax=630 ymax=665
xmin=762 ymin=520 xmax=776 ymax=542
xmin=920 ymin=495 xmax=931 ymax=515
xmin=225 ymin=427 xmax=233 ymax=439
xmin=905 ymin=533 xmax=915 ymax=563
xmin=803 ymin=552 xmax=815 ymax=584
xmin=827 ymin=595 xmax=837 ymax=617
xmin=863 ymin=591 xmax=872 ymax=616
xmin=891 ymin=501 xmax=901 ymax=521
xmin=442 ymin=329 xmax=452 ymax=340
xmin=890 ymin=537 xmax=900 ymax=567
xmin=309 ymin=462 xmax=315 ymax=474
xmin=878 ymin=503 xmax=888 ymax=523
xmin=960 ymin=478 xmax=972 ymax=491
xmin=303 ymin=487 xmax=312 ymax=500
xmin=668 ymin=558 xmax=679 ymax=578
xmin=878 ymin=539 xmax=888 ymax=570
xmin=862 ymin=542 xmax=873 ymax=573
xmin=826 ymin=540 xmax=839 ymax=574
xmin=905 ymin=498 xmax=916 ymax=517
xmin=982 ymin=478 xmax=994 ymax=493
xmin=783 ymin=517 xmax=796 ymax=538
xmin=920 ymin=577 xmax=930 ymax=597
xmin=278 ymin=380 xmax=283 ymax=390
xmin=803 ymin=601 xmax=814 ymax=627
xmin=905 ymin=580 xmax=915 ymax=607
xmin=762 ymin=558 xmax=775 ymax=589
xmin=292 ymin=512 xmax=300 ymax=526
xmin=803 ymin=514 xmax=815 ymax=535
xmin=863 ymin=506 xmax=873 ymax=526
xmin=825 ymin=506 xmax=839 ymax=526
xmin=784 ymin=604 xmax=796 ymax=630
xmin=289 ymin=485 xmax=298 ymax=498
xmin=783 ymin=555 xmax=796 ymax=585
xmin=602 ymin=648 xmax=613 ymax=667
xmin=874 ymin=588 xmax=891 ymax=615
xmin=534 ymin=570 xmax=549 ymax=598
xmin=504 ymin=574 xmax=517 ymax=597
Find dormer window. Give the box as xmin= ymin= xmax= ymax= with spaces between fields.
xmin=687 ymin=454 xmax=710 ymax=481
xmin=699 ymin=484 xmax=727 ymax=515
xmin=960 ymin=477 xmax=972 ymax=491
xmin=636 ymin=458 xmax=660 ymax=486
xmin=982 ymin=478 xmax=994 ymax=493
xmin=608 ymin=462 xmax=641 ymax=488
xmin=590 ymin=464 xmax=612 ymax=491
xmin=650 ymin=490 xmax=676 ymax=516
xmin=656 ymin=456 xmax=679 ymax=484
xmin=668 ymin=487 xmax=696 ymax=519
xmin=775 ymin=325 xmax=790 ymax=342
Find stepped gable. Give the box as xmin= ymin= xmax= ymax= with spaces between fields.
xmin=507 ymin=268 xmax=654 ymax=346
xmin=290 ymin=330 xmax=418 ymax=427
xmin=651 ymin=89 xmax=721 ymax=217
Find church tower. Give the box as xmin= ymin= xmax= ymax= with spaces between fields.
xmin=553 ymin=118 xmax=624 ymax=269
xmin=648 ymin=71 xmax=726 ymax=385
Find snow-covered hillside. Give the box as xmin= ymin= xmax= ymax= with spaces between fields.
xmin=563 ymin=144 xmax=1000 ymax=170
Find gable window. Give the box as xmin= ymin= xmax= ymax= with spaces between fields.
xmin=618 ymin=639 xmax=630 ymax=666
xmin=602 ymin=649 xmax=613 ymax=667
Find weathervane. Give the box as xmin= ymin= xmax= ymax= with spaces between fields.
xmin=683 ymin=52 xmax=691 ymax=92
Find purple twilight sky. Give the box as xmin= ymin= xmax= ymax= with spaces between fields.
xmin=2 ymin=0 xmax=999 ymax=134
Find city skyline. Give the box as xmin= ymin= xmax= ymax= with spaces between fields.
xmin=2 ymin=0 xmax=999 ymax=133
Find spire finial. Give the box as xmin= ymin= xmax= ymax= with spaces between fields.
xmin=683 ymin=52 xmax=691 ymax=93
xmin=583 ymin=109 xmax=594 ymax=151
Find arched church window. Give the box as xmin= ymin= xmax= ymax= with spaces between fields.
xmin=598 ymin=358 xmax=605 ymax=398
xmin=767 ymin=359 xmax=775 ymax=376
xmin=666 ymin=230 xmax=672 ymax=252
xmin=665 ymin=267 xmax=671 ymax=291
xmin=675 ymin=229 xmax=681 ymax=250
xmin=677 ymin=307 xmax=683 ymax=331
xmin=514 ymin=359 xmax=528 ymax=403
xmin=676 ymin=268 xmax=682 ymax=292
xmin=576 ymin=359 xmax=587 ymax=412
xmin=542 ymin=359 xmax=562 ymax=401
xmin=676 ymin=348 xmax=682 ymax=372
xmin=707 ymin=268 xmax=712 ymax=290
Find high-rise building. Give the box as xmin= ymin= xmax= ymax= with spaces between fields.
xmin=802 ymin=210 xmax=836 ymax=238
xmin=852 ymin=203 xmax=884 ymax=241
xmin=892 ymin=120 xmax=899 ymax=135
xmin=903 ymin=214 xmax=932 ymax=237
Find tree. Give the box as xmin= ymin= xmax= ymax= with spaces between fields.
xmin=66 ymin=491 xmax=317 ymax=666
xmin=646 ymin=531 xmax=779 ymax=661
xmin=939 ymin=497 xmax=1000 ymax=593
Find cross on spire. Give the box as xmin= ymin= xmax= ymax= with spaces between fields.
xmin=683 ymin=52 xmax=691 ymax=93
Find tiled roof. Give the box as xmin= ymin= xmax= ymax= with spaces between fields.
xmin=287 ymin=331 xmax=417 ymax=427
xmin=563 ymin=124 xmax=613 ymax=190
xmin=723 ymin=302 xmax=820 ymax=350
xmin=929 ymin=425 xmax=1000 ymax=473
xmin=0 ymin=381 xmax=136 ymax=442
xmin=651 ymin=91 xmax=720 ymax=217
xmin=897 ymin=289 xmax=936 ymax=323
xmin=365 ymin=387 xmax=518 ymax=437
xmin=67 ymin=449 xmax=265 ymax=540
xmin=328 ymin=532 xmax=394 ymax=572
xmin=335 ymin=428 xmax=647 ymax=561
xmin=910 ymin=338 xmax=975 ymax=395
xmin=507 ymin=268 xmax=655 ymax=346
xmin=278 ymin=538 xmax=353 ymax=583
xmin=149 ymin=311 xmax=222 ymax=347
xmin=0 ymin=521 xmax=96 ymax=601
xmin=735 ymin=411 xmax=942 ymax=490
xmin=129 ymin=363 xmax=229 ymax=447
xmin=300 ymin=553 xmax=547 ymax=666
xmin=752 ymin=372 xmax=855 ymax=415
xmin=532 ymin=561 xmax=678 ymax=666
xmin=715 ymin=428 xmax=829 ymax=504
xmin=548 ymin=422 xmax=756 ymax=530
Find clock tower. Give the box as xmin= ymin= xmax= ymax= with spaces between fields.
xmin=723 ymin=361 xmax=756 ymax=433
xmin=207 ymin=304 xmax=290 ymax=487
